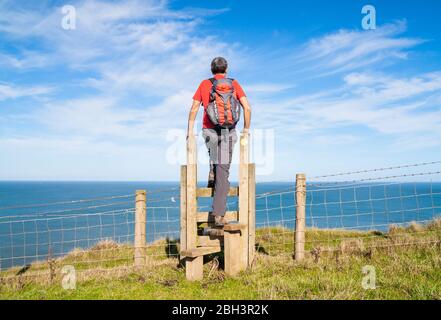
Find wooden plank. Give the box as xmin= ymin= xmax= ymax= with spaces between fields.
xmin=181 ymin=246 xmax=222 ymax=258
xmin=185 ymin=256 xmax=203 ymax=281
xmin=224 ymin=223 xmax=246 ymax=231
xmin=196 ymin=187 xmax=239 ymax=197
xmin=248 ymin=163 xmax=256 ymax=267
xmin=198 ymin=235 xmax=223 ymax=247
xmin=295 ymin=173 xmax=306 ymax=261
xmin=197 ymin=211 xmax=238 ymax=223
xmin=179 ymin=165 xmax=187 ymax=259
xmin=239 ymin=132 xmax=249 ymax=267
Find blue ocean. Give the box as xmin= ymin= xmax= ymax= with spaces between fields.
xmin=0 ymin=181 xmax=440 ymax=270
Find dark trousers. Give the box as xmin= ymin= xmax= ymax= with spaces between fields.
xmin=202 ymin=128 xmax=237 ymax=216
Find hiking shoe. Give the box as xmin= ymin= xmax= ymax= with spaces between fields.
xmin=208 ymin=228 xmax=224 ymax=237
xmin=207 ymin=171 xmax=215 ymax=188
xmin=214 ymin=215 xmax=228 ymax=228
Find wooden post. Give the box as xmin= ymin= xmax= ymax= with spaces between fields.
xmin=295 ymin=174 xmax=306 ymax=261
xmin=185 ymin=134 xmax=203 ymax=280
xmin=248 ymin=163 xmax=256 ymax=267
xmin=180 ymin=165 xmax=187 ymax=263
xmin=224 ymin=230 xmax=244 ymax=276
xmin=239 ymin=132 xmax=250 ymax=267
xmin=185 ymin=256 xmax=203 ymax=281
xmin=186 ymin=135 xmax=197 ymax=252
xmin=224 ymin=224 xmax=246 ymax=275
xmin=134 ymin=190 xmax=147 ymax=267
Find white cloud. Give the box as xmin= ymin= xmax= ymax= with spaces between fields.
xmin=1 ymin=1 xmax=440 ymax=180
xmin=312 ymin=135 xmax=360 ymax=146
xmin=0 ymin=0 xmax=241 ymax=140
xmin=0 ymin=135 xmax=170 ymax=180
xmin=292 ymin=21 xmax=424 ymax=77
xmin=0 ymin=51 xmax=51 ymax=69
xmin=262 ymin=71 xmax=441 ymax=145
xmin=33 ymin=90 xmax=196 ymax=141
xmin=0 ymin=83 xmax=53 ymax=101
xmin=245 ymin=83 xmax=294 ymax=95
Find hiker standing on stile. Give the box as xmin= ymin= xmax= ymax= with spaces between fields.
xmin=186 ymin=57 xmax=252 ymax=228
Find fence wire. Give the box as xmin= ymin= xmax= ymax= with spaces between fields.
xmin=252 ymin=162 xmax=441 ymax=257
xmin=1 ymin=160 xmax=441 ymax=278
xmin=0 ymin=190 xmax=183 ymax=275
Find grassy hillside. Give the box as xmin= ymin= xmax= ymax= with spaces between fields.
xmin=1 ymin=219 xmax=440 ymax=300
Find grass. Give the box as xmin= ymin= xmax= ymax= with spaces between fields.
xmin=1 ymin=219 xmax=440 ymax=300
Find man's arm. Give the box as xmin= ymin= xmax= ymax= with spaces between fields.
xmin=239 ymin=96 xmax=251 ymax=132
xmin=187 ymin=99 xmax=201 ymax=138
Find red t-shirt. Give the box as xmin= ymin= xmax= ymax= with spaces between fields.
xmin=193 ymin=74 xmax=246 ymax=129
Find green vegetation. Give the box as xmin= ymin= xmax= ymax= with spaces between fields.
xmin=1 ymin=219 xmax=440 ymax=300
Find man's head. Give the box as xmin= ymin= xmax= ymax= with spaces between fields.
xmin=211 ymin=57 xmax=228 ymax=74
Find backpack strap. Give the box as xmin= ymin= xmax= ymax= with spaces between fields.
xmin=209 ymin=77 xmax=234 ymax=98
xmin=209 ymin=77 xmax=234 ymax=84
xmin=209 ymin=78 xmax=216 ymax=102
xmin=209 ymin=78 xmax=217 ymax=91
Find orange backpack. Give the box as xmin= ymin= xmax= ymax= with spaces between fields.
xmin=206 ymin=78 xmax=241 ymax=129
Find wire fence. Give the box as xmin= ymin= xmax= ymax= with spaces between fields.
xmin=0 ymin=195 xmax=135 ymax=272
xmin=0 ymin=190 xmax=185 ymax=274
xmin=1 ymin=160 xmax=441 ymax=277
xmin=255 ymin=161 xmax=441 ymax=258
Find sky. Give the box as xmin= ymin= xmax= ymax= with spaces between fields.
xmin=1 ymin=0 xmax=441 ymax=182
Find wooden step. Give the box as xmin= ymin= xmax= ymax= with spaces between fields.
xmin=198 ymin=234 xmax=224 ymax=246
xmin=206 ymin=229 xmax=225 ymax=237
xmin=224 ymin=223 xmax=246 ymax=232
xmin=180 ymin=246 xmax=221 ymax=258
xmin=196 ymin=187 xmax=239 ymax=197
xmin=197 ymin=211 xmax=238 ymax=223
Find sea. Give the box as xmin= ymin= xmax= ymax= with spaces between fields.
xmin=0 ymin=181 xmax=440 ymax=270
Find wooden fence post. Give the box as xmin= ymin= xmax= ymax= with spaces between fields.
xmin=135 ymin=190 xmax=147 ymax=267
xmin=179 ymin=165 xmax=187 ymax=265
xmin=239 ymin=132 xmax=250 ymax=267
xmin=295 ymin=174 xmax=306 ymax=261
xmin=185 ymin=134 xmax=203 ymax=280
xmin=248 ymin=163 xmax=256 ymax=267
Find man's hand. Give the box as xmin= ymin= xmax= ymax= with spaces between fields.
xmin=239 ymin=96 xmax=251 ymax=132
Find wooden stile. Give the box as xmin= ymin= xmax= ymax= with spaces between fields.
xmin=180 ymin=132 xmax=256 ymax=280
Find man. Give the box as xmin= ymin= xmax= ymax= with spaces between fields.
xmin=187 ymin=57 xmax=252 ymax=227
